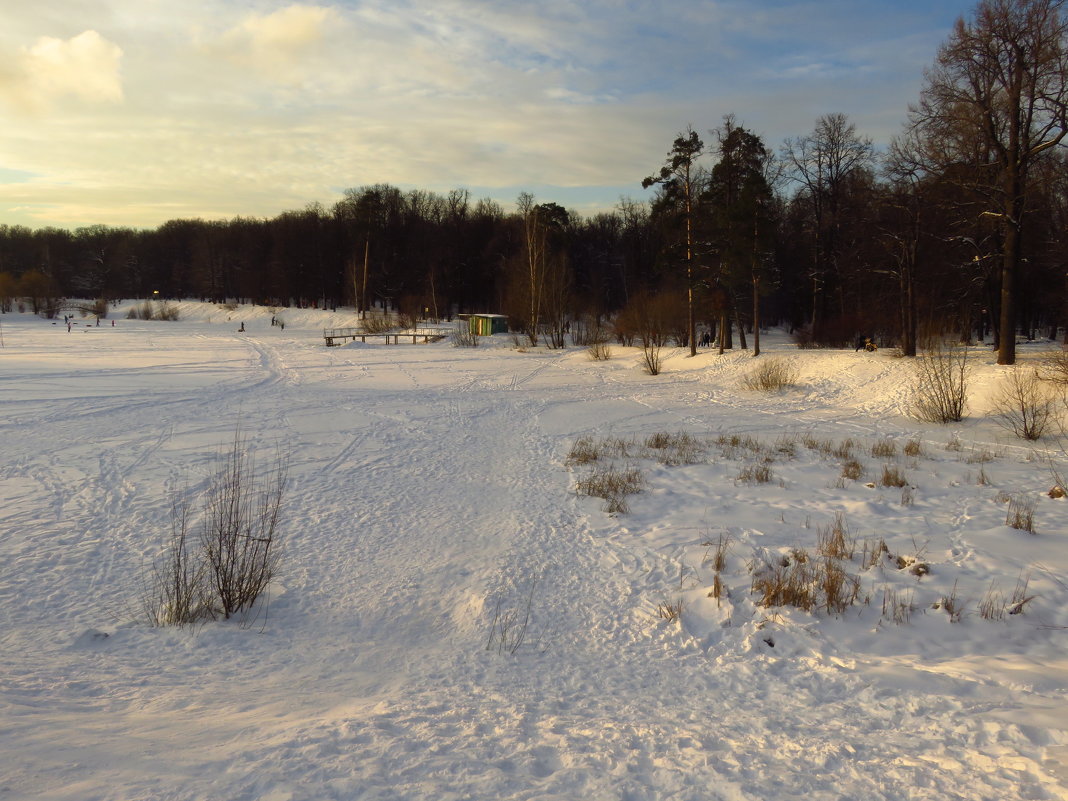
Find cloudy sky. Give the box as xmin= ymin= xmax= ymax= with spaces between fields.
xmin=0 ymin=0 xmax=972 ymax=229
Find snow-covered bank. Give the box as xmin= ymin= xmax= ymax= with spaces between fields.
xmin=1 ymin=303 xmax=1066 ymax=800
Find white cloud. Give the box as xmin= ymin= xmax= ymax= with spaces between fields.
xmin=0 ymin=30 xmax=123 ymax=112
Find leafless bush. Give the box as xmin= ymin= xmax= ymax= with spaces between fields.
xmin=200 ymin=433 xmax=288 ymax=620
xmin=1040 ymin=348 xmax=1068 ymax=385
xmin=910 ymin=341 xmax=970 ymax=423
xmin=1005 ymin=494 xmax=1036 ymax=533
xmin=361 ymin=313 xmax=396 ymax=334
xmin=140 ymin=497 xmax=210 ymax=627
xmin=486 ymin=576 xmax=538 ymax=655
xmin=588 ymin=340 xmax=611 ymax=360
xmin=157 ymin=302 xmax=180 ymax=321
xmin=740 ymin=358 xmax=800 ymax=391
xmin=127 ymin=300 xmax=180 ymax=321
xmin=641 ymin=341 xmax=663 ymax=375
xmin=991 ymin=368 xmax=1058 ymax=440
xmin=451 ymin=320 xmax=479 ymax=347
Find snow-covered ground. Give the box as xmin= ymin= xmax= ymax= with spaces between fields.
xmin=2 ymin=301 xmax=1067 ymax=800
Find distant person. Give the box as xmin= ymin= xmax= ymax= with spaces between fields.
xmin=239 ymin=322 xmax=245 ymax=332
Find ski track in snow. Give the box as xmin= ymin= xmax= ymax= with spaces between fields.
xmin=0 ymin=306 xmax=1066 ymax=800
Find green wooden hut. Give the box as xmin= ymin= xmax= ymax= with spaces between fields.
xmin=469 ymin=314 xmax=509 ymax=336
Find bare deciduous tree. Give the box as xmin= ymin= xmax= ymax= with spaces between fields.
xmin=909 ymin=0 xmax=1068 ymax=365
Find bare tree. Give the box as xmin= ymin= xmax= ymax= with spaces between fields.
xmin=909 ymin=0 xmax=1068 ymax=365
xmin=782 ymin=114 xmax=874 ymax=341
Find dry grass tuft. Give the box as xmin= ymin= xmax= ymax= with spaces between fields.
xmin=741 ymin=358 xmax=801 ymax=391
xmin=841 ymin=458 xmax=864 ymax=481
xmin=871 ymin=438 xmax=897 ymax=459
xmin=750 ymin=549 xmax=861 ymax=615
xmin=657 ymin=599 xmax=684 ymax=622
xmin=879 ymin=465 xmax=908 ymax=488
xmin=575 ymin=465 xmax=645 ymax=514
xmin=816 ymin=512 xmax=855 ymax=560
xmin=881 ymin=587 xmax=914 ymax=625
xmin=566 ymin=436 xmax=602 ymax=466
xmin=1005 ymin=494 xmax=1036 ymax=534
xmin=736 ymin=461 xmax=774 ymax=485
xmin=977 ymin=581 xmax=1006 ymax=621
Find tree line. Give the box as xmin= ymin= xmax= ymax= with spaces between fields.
xmin=0 ymin=0 xmax=1064 ymax=364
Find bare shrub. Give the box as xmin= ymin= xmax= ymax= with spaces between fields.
xmin=451 ymin=320 xmax=479 ymax=347
xmin=361 ymin=313 xmax=396 ymax=334
xmin=486 ymin=576 xmax=538 ymax=655
xmin=903 ymin=437 xmax=924 ymax=458
xmin=991 ymin=368 xmax=1058 ymax=440
xmin=157 ymin=302 xmax=180 ymax=321
xmin=588 ymin=340 xmax=611 ymax=361
xmin=1005 ymin=494 xmax=1036 ymax=533
xmin=910 ymin=341 xmax=970 ymax=423
xmin=140 ymin=497 xmax=209 ymax=627
xmin=741 ymin=358 xmax=800 ymax=391
xmin=201 ymin=433 xmax=288 ymax=620
xmin=879 ymin=465 xmax=908 ymax=488
xmin=1040 ymin=347 xmax=1068 ymax=385
xmin=641 ymin=341 xmax=663 ymax=375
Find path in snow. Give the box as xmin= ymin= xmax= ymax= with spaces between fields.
xmin=0 ymin=314 xmax=1064 ymax=800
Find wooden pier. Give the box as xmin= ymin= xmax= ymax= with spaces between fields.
xmin=323 ymin=327 xmax=451 ymax=347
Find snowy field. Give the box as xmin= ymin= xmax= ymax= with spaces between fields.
xmin=2 ymin=301 xmax=1067 ymax=801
